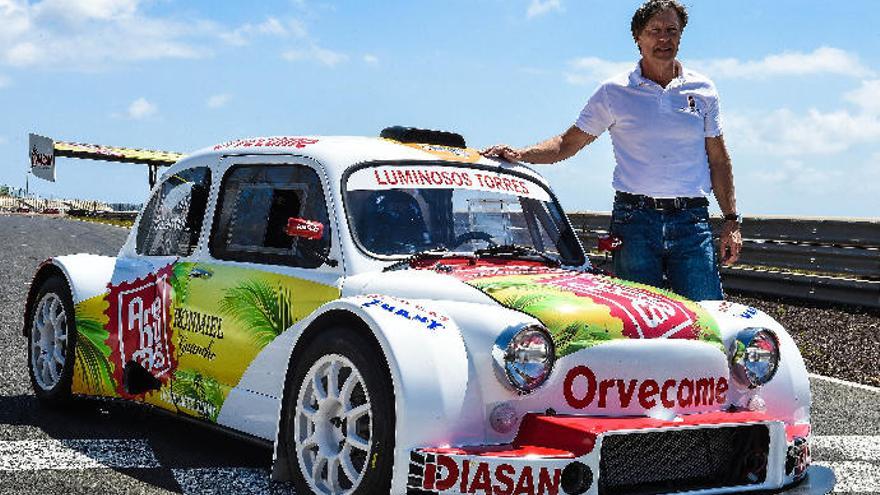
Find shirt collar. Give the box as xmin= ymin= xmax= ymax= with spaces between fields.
xmin=629 ymin=60 xmax=686 ymax=88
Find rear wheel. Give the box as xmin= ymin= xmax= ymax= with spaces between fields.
xmin=284 ymin=327 xmax=395 ymax=495
xmin=27 ymin=275 xmax=76 ymax=405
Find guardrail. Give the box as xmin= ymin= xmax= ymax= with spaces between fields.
xmin=568 ymin=212 xmax=880 ymax=308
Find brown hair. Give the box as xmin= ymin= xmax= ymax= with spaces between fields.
xmin=631 ymin=0 xmax=688 ymax=41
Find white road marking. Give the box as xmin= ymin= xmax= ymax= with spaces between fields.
xmin=172 ymin=467 xmax=296 ymax=495
xmin=0 ymin=439 xmax=159 ymax=471
xmin=815 ymin=461 xmax=880 ymax=493
xmin=810 ymin=373 xmax=880 ymax=393
xmin=813 ymin=436 xmax=880 ymax=462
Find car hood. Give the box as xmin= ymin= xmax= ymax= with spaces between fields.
xmin=345 ymin=259 xmax=724 ymax=358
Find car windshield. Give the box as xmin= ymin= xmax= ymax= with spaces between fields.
xmin=344 ymin=162 xmax=585 ymax=265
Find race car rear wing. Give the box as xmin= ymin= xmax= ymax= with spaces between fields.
xmin=29 ymin=133 xmax=185 ymax=186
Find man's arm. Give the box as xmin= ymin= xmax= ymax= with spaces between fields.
xmin=706 ymin=135 xmax=742 ymax=265
xmin=481 ymin=125 xmax=597 ymax=164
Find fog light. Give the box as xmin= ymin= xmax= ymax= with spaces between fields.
xmin=786 ymin=437 xmax=811 ymax=478
xmin=561 ymin=462 xmax=592 ymax=495
xmin=489 ymin=403 xmax=518 ymax=434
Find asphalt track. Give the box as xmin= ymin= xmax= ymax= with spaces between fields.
xmin=0 ymin=214 xmax=877 ymax=494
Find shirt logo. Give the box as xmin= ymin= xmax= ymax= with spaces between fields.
xmin=681 ymin=95 xmax=702 ymax=116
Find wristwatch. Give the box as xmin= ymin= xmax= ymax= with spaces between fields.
xmin=723 ymin=212 xmax=742 ymax=224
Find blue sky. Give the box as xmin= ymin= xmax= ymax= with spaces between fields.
xmin=0 ymin=0 xmax=878 ymax=218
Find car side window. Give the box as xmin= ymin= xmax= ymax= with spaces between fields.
xmin=210 ymin=164 xmax=331 ymax=268
xmin=136 ymin=167 xmax=211 ymax=256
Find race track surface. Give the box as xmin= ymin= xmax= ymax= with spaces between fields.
xmin=0 ymin=214 xmax=877 ymax=494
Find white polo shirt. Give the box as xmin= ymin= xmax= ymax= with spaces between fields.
xmin=575 ymin=62 xmax=723 ymax=198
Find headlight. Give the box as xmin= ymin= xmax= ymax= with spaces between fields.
xmin=493 ymin=325 xmax=555 ymax=393
xmin=730 ymin=328 xmax=780 ymax=388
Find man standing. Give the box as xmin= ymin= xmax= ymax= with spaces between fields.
xmin=481 ymin=0 xmax=742 ymax=301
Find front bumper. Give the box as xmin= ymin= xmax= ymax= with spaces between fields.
xmin=407 ymin=411 xmax=830 ymax=495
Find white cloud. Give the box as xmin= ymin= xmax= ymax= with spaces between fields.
xmin=844 ymin=79 xmax=880 ymax=116
xmin=206 ymin=93 xmax=231 ymax=109
xmin=565 ymin=57 xmax=633 ymax=85
xmin=220 ymin=17 xmax=306 ymax=46
xmin=0 ymin=0 xmax=212 ymax=69
xmin=363 ymin=53 xmax=379 ymax=65
xmin=564 ymin=47 xmax=872 ymax=86
xmin=750 ymin=159 xmax=840 ymax=186
xmin=283 ymin=45 xmax=347 ymax=67
xmin=0 ymin=74 xmax=10 ymax=88
xmin=127 ymin=97 xmax=156 ymax=119
xmin=726 ymin=107 xmax=880 ymax=157
xmin=32 ymin=0 xmax=139 ymax=22
xmin=527 ymin=0 xmax=562 ymax=18
xmin=688 ymin=47 xmax=873 ymax=80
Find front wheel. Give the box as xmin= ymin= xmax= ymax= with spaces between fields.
xmin=283 ymin=327 xmax=395 ymax=495
xmin=27 ymin=275 xmax=76 ymax=405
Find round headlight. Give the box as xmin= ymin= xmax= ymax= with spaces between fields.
xmin=730 ymin=328 xmax=780 ymax=388
xmin=493 ymin=325 xmax=555 ymax=393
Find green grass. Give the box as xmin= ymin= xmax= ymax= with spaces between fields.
xmin=68 ymin=215 xmax=134 ymax=228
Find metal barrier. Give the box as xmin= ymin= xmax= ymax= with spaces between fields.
xmin=568 ymin=212 xmax=880 ymax=308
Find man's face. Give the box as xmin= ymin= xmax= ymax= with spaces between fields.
xmin=636 ymin=8 xmax=682 ymax=62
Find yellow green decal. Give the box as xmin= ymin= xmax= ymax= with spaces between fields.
xmin=451 ymin=265 xmax=723 ymax=357
xmin=169 ymin=262 xmax=339 ymax=421
xmin=73 ymin=261 xmax=339 ymax=421
xmin=72 ymin=294 xmax=117 ymax=397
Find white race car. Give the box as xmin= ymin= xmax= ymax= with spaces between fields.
xmin=23 ymin=128 xmax=833 ymax=494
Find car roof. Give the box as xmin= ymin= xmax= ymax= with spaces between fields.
xmin=166 ymin=135 xmax=551 ymax=189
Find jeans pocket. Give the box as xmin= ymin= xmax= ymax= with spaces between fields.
xmin=611 ymin=203 xmax=636 ymax=227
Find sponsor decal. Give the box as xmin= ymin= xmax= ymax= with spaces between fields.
xmin=212 ymin=136 xmax=319 ymax=150
xmin=173 ymin=307 xmax=224 ymax=361
xmin=346 ymin=165 xmax=551 ymax=202
xmin=410 ymin=452 xmax=561 ymax=495
xmin=30 ymin=145 xmax=54 ymax=170
xmin=420 ymin=144 xmax=471 ymax=157
xmin=104 ymin=264 xmax=176 ymax=397
xmin=361 ymin=295 xmax=446 ymax=330
xmin=457 ymin=268 xmax=724 ymax=357
xmin=537 ymin=274 xmax=699 ymax=339
xmin=173 ymin=307 xmax=224 ymax=339
xmin=739 ymin=306 xmax=758 ymax=319
xmin=563 ymin=365 xmax=728 ymax=410
xmin=286 ymin=217 xmax=324 ymax=240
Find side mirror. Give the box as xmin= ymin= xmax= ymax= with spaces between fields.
xmin=597 ymin=234 xmax=622 ymax=252
xmin=287 ymin=217 xmax=325 ymax=240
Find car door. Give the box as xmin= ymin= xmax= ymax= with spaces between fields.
xmin=169 ymin=155 xmax=343 ymax=423
xmin=101 ymin=166 xmax=212 ymax=411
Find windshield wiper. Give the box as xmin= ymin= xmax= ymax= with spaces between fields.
xmin=473 ymin=244 xmax=562 ymax=267
xmin=383 ymin=247 xmax=457 ymax=272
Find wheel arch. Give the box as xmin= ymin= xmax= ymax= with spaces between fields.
xmin=272 ymin=306 xmax=396 ymax=481
xmin=23 ymin=261 xmax=66 ymax=337
xmin=23 ymin=254 xmax=116 ymax=337
xmin=269 ymin=296 xmax=473 ymax=489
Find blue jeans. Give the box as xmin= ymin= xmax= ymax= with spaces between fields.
xmin=610 ymin=199 xmax=723 ymax=301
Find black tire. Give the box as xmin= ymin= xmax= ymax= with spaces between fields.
xmin=27 ymin=275 xmax=77 ymax=406
xmin=283 ymin=326 xmax=395 ymax=495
